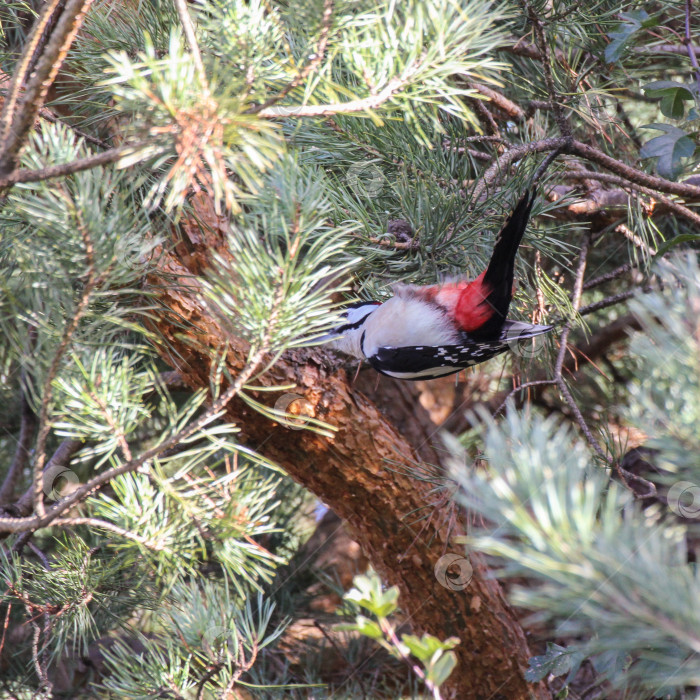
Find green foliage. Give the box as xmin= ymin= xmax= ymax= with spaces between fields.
xmin=639 ymin=123 xmax=696 ymax=179
xmin=605 ymin=9 xmax=659 ymax=64
xmin=525 ymin=643 xmax=584 ymax=683
xmin=202 ymin=157 xmax=357 ymax=354
xmin=625 ymin=253 xmax=700 ymax=484
xmin=342 ymin=571 xmax=460 ymax=696
xmin=451 ymin=254 xmax=700 ymax=698
xmin=102 ymin=29 xmax=283 ymax=214
xmin=643 ymin=81 xmax=696 ymax=120
xmin=2 ymin=0 xmax=700 ymax=696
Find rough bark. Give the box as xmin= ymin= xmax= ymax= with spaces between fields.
xmin=149 ymin=208 xmax=551 ymax=700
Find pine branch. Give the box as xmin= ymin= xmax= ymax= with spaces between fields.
xmin=173 ymin=0 xmax=209 ymax=95
xmin=0 ymin=0 xmax=96 ymax=180
xmin=251 ymin=0 xmax=335 ymax=115
xmin=0 ymin=288 xmax=280 ymax=532
xmin=563 ymin=170 xmax=700 ymax=226
xmin=0 ymin=0 xmax=64 ymax=151
xmin=0 ymin=142 xmax=149 ymax=190
xmin=0 ymin=391 xmax=36 ymax=506
xmin=50 ymin=518 xmax=165 ymax=550
xmin=258 ymin=69 xmax=420 ymax=118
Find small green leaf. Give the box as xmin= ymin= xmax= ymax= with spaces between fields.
xmin=344 ymin=575 xmax=399 ymax=617
xmin=639 ymin=123 xmax=696 ymax=179
xmin=426 ymin=650 xmax=458 ymax=687
xmin=402 ymin=633 xmax=460 ymax=663
xmin=353 ymin=615 xmax=384 ymax=640
xmin=606 ymin=10 xmax=658 ymax=63
xmin=655 ymin=233 xmax=700 ymax=257
xmin=525 ymin=643 xmax=582 ymax=682
xmin=643 ymin=81 xmax=696 ymax=119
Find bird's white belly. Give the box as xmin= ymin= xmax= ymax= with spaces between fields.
xmin=361 ymin=296 xmax=460 ymax=356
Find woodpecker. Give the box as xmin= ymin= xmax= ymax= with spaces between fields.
xmin=325 ymin=190 xmax=552 ymax=380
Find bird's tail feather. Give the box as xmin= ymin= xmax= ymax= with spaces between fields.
xmin=483 ymin=190 xmax=535 ymax=292
xmin=471 ymin=190 xmax=536 ymax=337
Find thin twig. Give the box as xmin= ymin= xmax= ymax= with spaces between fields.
xmin=173 ymin=0 xmax=209 ymax=95
xmin=0 ymin=0 xmax=96 ymax=179
xmin=0 ymin=142 xmax=150 ymax=190
xmin=527 ymin=2 xmax=572 ymax=139
xmin=0 ymin=390 xmax=36 ymax=505
xmin=30 ymin=200 xmax=101 ymax=518
xmin=556 ymin=378 xmax=606 ymax=460
xmin=0 ymin=603 xmax=10 ymax=661
xmin=258 ymin=66 xmax=420 ymax=118
xmin=578 ymin=290 xmax=641 ymax=317
xmin=553 ymin=237 xmax=608 ymax=460
xmin=27 ymin=543 xmax=51 ymax=571
xmin=564 ymin=169 xmax=700 ymax=227
xmin=554 ymin=237 xmax=588 ymax=380
xmin=252 ymin=0 xmax=334 ymax=114
xmin=493 ymin=379 xmax=556 ymax=416
xmin=468 ymin=94 xmax=501 ymax=136
xmin=685 ymin=0 xmax=700 ymax=94
xmin=31 ymin=292 xmax=95 ymax=518
xmin=50 ymin=518 xmax=165 ymax=550
xmin=531 ymin=144 xmax=565 ymax=186
xmin=583 ymin=263 xmax=633 ymax=291
xmin=615 ymin=222 xmax=657 ymax=259
xmin=38 ymin=108 xmax=109 ymax=148
xmin=467 ymin=81 xmax=525 ymax=120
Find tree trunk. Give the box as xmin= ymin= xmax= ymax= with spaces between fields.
xmin=150 ymin=205 xmax=551 ymax=700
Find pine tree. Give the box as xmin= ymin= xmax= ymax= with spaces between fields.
xmin=0 ymin=0 xmax=699 ymax=698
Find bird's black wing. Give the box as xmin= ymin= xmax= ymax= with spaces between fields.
xmin=366 ymin=322 xmax=553 ymax=380
xmin=367 ymin=339 xmax=509 ymax=380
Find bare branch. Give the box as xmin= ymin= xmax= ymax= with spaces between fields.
xmin=0 ymin=143 xmax=148 ymax=191
xmin=467 ymin=81 xmax=525 ymax=120
xmin=258 ymin=68 xmax=419 ymax=118
xmin=566 ymin=140 xmax=700 ymax=199
xmin=0 ymin=0 xmax=96 ymax=179
xmin=563 ymin=169 xmax=700 ymax=227
xmin=583 ymin=263 xmax=633 ymax=291
xmin=0 ymin=391 xmax=36 ymax=505
xmin=472 ymin=136 xmax=568 ymax=201
xmin=0 ymin=0 xmax=64 ymax=149
xmin=579 ymin=290 xmax=639 ymax=317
